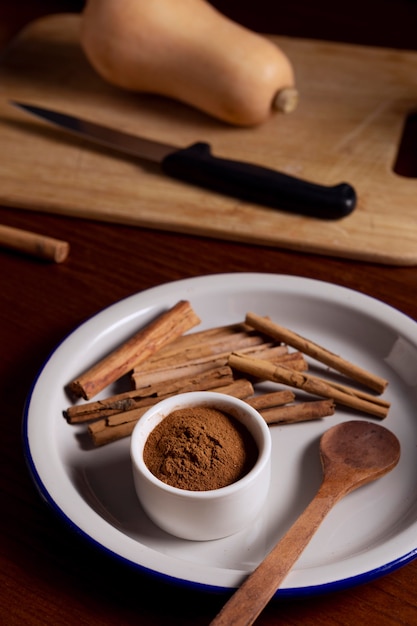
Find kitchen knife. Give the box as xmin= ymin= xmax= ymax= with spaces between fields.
xmin=11 ymin=101 xmax=356 ymax=219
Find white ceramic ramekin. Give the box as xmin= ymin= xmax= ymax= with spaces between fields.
xmin=130 ymin=391 xmax=272 ymax=541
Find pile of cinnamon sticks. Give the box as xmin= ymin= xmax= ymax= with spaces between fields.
xmin=64 ymin=300 xmax=390 ymax=447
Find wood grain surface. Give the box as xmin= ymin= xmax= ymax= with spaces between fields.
xmin=1 ymin=14 xmax=417 ymax=264
xmin=1 ymin=2 xmax=417 ymax=626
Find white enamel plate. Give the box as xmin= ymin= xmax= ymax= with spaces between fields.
xmin=23 ymin=274 xmax=417 ymax=596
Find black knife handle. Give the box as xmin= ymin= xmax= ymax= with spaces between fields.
xmin=162 ymin=142 xmax=356 ymax=219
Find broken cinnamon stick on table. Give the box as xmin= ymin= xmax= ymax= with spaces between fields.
xmin=245 ymin=312 xmax=388 ymax=394
xmin=69 ymin=300 xmax=201 ymax=400
xmin=228 ymin=353 xmax=389 ymax=419
xmin=0 ymin=223 xmax=70 ymax=263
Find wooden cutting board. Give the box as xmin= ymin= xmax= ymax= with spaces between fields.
xmin=1 ymin=14 xmax=417 ymax=265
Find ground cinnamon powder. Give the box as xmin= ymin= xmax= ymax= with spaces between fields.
xmin=143 ymin=406 xmax=258 ymax=491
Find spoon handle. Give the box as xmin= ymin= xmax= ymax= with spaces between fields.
xmin=210 ymin=482 xmax=342 ymax=626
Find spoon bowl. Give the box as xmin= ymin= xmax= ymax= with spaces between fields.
xmin=320 ymin=419 xmax=401 ymax=495
xmin=211 ymin=420 xmax=401 ymax=626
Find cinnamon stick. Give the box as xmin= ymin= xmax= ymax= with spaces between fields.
xmin=260 ymin=399 xmax=335 ymax=425
xmin=301 ymin=372 xmax=391 ymax=409
xmin=132 ymin=347 xmax=305 ymax=389
xmin=69 ymin=300 xmax=201 ymax=400
xmin=247 ymin=350 xmax=307 ymax=374
xmin=65 ymin=365 xmax=235 ymax=423
xmin=228 ymin=353 xmax=389 ymax=419
xmin=132 ymin=334 xmax=285 ymax=377
xmin=211 ymin=379 xmax=255 ymax=400
xmin=89 ymin=378 xmax=255 ymax=446
xmin=245 ymin=312 xmax=388 ymax=394
xmin=107 ymin=379 xmax=255 ymax=427
xmin=132 ymin=357 xmax=232 ymax=389
xmin=0 ymin=223 xmax=70 ymax=263
xmin=246 ymin=390 xmax=295 ymax=410
xmin=141 ymin=321 xmax=254 ymax=360
xmin=89 ymin=415 xmax=140 ymax=446
xmin=135 ymin=332 xmax=271 ymax=373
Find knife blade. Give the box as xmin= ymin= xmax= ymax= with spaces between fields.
xmin=11 ymin=101 xmax=356 ymax=219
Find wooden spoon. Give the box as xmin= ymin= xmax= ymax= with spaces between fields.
xmin=210 ymin=420 xmax=401 ymax=626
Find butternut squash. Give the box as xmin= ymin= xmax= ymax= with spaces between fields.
xmin=80 ymin=0 xmax=297 ymax=126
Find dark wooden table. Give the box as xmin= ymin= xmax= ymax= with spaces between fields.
xmin=1 ymin=2 xmax=417 ymax=625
